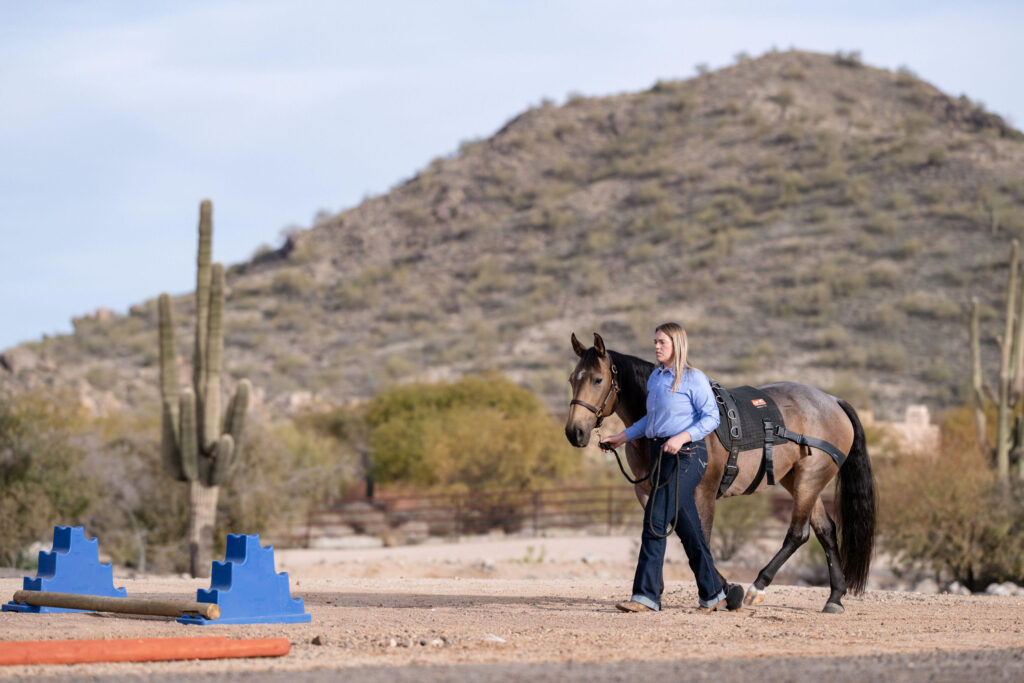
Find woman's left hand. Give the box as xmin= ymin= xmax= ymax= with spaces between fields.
xmin=662 ymin=432 xmax=691 ymax=454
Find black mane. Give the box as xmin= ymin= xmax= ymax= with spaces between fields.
xmin=607 ymin=349 xmax=653 ymax=424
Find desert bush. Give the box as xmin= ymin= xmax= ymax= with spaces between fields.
xmin=866 ymin=341 xmax=908 ymax=371
xmin=879 ymin=406 xmax=1024 ymax=589
xmin=0 ymin=391 xmax=92 ymax=567
xmin=626 ymin=181 xmax=668 ymax=206
xmin=927 ymin=146 xmax=949 ymax=166
xmin=815 ymin=324 xmax=849 ymax=349
xmin=865 ymin=212 xmax=899 ymax=236
xmin=271 ymin=270 xmax=315 ymax=297
xmin=827 ymin=373 xmax=872 ymax=409
xmin=833 ymin=50 xmax=863 ymax=68
xmin=85 ymin=365 xmax=120 ymax=391
xmin=895 ymin=238 xmax=925 ymax=259
xmin=865 ymin=261 xmax=902 ymax=287
xmin=900 ymin=291 xmax=961 ymax=319
xmin=862 ymin=301 xmax=905 ymax=331
xmin=365 ymin=373 xmax=581 ymax=492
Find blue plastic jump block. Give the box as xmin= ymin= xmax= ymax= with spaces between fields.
xmin=2 ymin=526 xmax=126 ymax=614
xmin=177 ymin=534 xmax=311 ymax=625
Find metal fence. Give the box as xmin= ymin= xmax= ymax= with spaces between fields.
xmin=286 ymin=484 xmax=803 ymax=548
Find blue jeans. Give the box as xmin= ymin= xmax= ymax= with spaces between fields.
xmin=630 ymin=438 xmax=725 ymax=610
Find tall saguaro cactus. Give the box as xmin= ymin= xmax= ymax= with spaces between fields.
xmin=159 ymin=199 xmax=252 ymax=577
xmin=969 ymin=239 xmax=1024 ymax=483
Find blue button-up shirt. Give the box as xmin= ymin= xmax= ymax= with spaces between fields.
xmin=623 ymin=366 xmax=720 ymax=442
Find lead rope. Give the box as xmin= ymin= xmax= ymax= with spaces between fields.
xmin=601 ymin=442 xmax=681 ymax=540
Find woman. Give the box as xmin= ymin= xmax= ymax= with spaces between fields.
xmin=601 ymin=322 xmax=738 ymax=613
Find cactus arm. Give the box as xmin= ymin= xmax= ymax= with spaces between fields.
xmin=194 ymin=199 xmax=213 ymax=433
xmin=970 ymin=299 xmax=990 ymax=457
xmin=208 ymin=434 xmax=236 ymax=486
xmin=996 ymin=242 xmax=1019 ymax=480
xmin=1013 ymin=252 xmax=1024 ymax=402
xmin=179 ymin=389 xmax=199 ymax=482
xmin=202 ymin=263 xmax=225 ymax=451
xmin=224 ymin=379 xmax=251 ymax=465
xmin=158 ymin=293 xmax=183 ymax=479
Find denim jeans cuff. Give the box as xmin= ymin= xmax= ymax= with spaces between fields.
xmin=630 ymin=594 xmax=660 ymax=611
xmin=698 ymin=590 xmax=726 ymax=608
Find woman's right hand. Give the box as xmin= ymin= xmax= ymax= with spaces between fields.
xmin=600 ymin=432 xmax=628 ymax=450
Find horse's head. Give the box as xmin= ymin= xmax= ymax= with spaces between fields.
xmin=565 ymin=332 xmax=620 ymax=447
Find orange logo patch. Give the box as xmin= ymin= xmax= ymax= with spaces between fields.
xmin=751 ymin=398 xmax=767 ymax=408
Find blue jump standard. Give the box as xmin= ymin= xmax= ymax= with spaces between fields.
xmin=2 ymin=526 xmax=127 ymax=614
xmin=177 ymin=534 xmax=311 ymax=625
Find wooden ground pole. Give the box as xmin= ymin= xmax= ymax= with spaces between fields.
xmin=11 ymin=590 xmax=220 ymax=620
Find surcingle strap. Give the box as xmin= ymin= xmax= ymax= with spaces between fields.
xmin=763 ymin=420 xmax=776 ymax=486
xmin=773 ymin=425 xmax=848 ymax=469
xmin=713 ymin=383 xmax=743 ymax=498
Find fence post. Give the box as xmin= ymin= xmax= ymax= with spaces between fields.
xmin=532 ymin=491 xmax=540 ymax=536
xmin=607 ymin=487 xmax=613 ymax=535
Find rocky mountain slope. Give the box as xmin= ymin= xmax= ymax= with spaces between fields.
xmin=5 ymin=50 xmax=1024 ymax=420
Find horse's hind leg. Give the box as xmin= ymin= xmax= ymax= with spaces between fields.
xmin=744 ymin=486 xmax=813 ymax=606
xmin=810 ymin=498 xmax=846 ymax=614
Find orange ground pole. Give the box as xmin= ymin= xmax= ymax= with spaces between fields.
xmin=0 ymin=636 xmax=290 ymax=666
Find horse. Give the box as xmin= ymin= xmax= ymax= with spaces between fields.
xmin=564 ymin=332 xmax=876 ymax=614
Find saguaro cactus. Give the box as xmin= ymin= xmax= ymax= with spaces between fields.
xmin=158 ymin=199 xmax=252 ymax=577
xmin=969 ymin=239 xmax=1024 ymax=483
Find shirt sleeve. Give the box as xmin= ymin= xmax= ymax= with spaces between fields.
xmin=685 ymin=375 xmax=720 ymax=442
xmin=624 ymin=414 xmax=648 ymax=441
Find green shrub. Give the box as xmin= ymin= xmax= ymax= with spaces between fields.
xmin=365 ymin=373 xmax=581 ymax=492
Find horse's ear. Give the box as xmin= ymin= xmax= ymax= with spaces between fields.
xmin=571 ymin=332 xmax=586 ymax=357
xmin=593 ymin=333 xmax=606 ymax=357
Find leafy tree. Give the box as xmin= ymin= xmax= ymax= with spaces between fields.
xmin=365 ymin=373 xmax=581 ymax=492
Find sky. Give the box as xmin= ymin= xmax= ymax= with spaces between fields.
xmin=1 ymin=0 xmax=1021 ymax=351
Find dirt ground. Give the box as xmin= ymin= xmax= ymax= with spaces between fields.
xmin=2 ymin=535 xmax=1023 ymax=681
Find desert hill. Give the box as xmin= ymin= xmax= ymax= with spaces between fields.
xmin=4 ymin=49 xmax=1024 ymax=420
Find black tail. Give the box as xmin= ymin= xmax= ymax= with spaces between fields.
xmin=835 ymin=399 xmax=875 ymax=594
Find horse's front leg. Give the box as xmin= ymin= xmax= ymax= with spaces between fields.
xmin=744 ymin=475 xmax=813 ymax=607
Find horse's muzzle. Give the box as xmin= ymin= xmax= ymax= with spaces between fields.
xmin=565 ymin=423 xmax=590 ymax=448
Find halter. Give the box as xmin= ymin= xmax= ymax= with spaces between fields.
xmin=569 ymin=363 xmax=620 ymax=428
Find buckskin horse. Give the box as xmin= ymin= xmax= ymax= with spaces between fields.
xmin=564 ymin=333 xmax=876 ymax=613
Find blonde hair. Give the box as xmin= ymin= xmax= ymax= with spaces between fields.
xmin=655 ymin=321 xmax=689 ymax=392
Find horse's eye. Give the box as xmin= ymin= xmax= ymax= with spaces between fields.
xmin=594 ymin=377 xmax=603 ymax=385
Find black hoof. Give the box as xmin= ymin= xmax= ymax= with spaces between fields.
xmin=725 ymin=583 xmax=745 ymax=611
xmin=822 ymin=602 xmax=844 ymax=614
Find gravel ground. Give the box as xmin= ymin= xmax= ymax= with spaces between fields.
xmin=2 ymin=535 xmax=1022 ymax=681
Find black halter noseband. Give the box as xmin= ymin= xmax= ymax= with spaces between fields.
xmin=569 ymin=363 xmax=620 ymax=428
